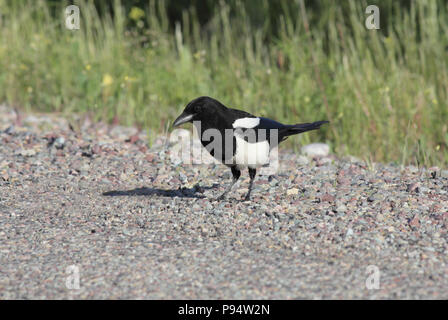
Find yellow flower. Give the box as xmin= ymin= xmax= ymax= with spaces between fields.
xmin=436 ymin=145 xmax=440 ymax=151
xmin=102 ymin=73 xmax=114 ymax=86
xmin=432 ymin=99 xmax=438 ymax=105
xmin=85 ymin=64 xmax=91 ymax=71
xmin=129 ymin=7 xmax=145 ymax=21
xmin=123 ymin=76 xmax=137 ymax=82
xmin=27 ymin=86 xmax=33 ymax=93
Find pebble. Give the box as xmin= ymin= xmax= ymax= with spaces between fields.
xmin=345 ymin=228 xmax=354 ymax=237
xmin=440 ymin=170 xmax=448 ymax=178
xmin=54 ymin=137 xmax=65 ymax=149
xmin=407 ymin=182 xmax=419 ymax=193
xmin=19 ymin=149 xmax=37 ymax=157
xmin=336 ymin=204 xmax=347 ymax=214
xmin=418 ymin=186 xmax=430 ymax=194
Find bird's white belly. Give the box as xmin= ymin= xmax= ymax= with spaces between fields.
xmin=234 ymin=136 xmax=270 ymax=169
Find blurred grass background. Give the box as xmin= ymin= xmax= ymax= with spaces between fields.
xmin=0 ymin=0 xmax=447 ymax=167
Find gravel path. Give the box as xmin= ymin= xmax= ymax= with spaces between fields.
xmin=1 ymin=105 xmax=447 ymax=299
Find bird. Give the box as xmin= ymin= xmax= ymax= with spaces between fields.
xmin=173 ymin=96 xmax=329 ymax=201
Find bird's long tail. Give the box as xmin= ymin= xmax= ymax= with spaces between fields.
xmin=284 ymin=120 xmax=329 ymax=136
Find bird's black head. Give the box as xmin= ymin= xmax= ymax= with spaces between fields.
xmin=173 ymin=96 xmax=227 ymax=127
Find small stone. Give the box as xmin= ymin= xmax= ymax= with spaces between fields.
xmin=345 ymin=228 xmax=354 ymax=237
xmin=409 ymin=215 xmax=420 ymax=228
xmin=418 ymin=186 xmax=430 ymax=194
xmin=54 ymin=137 xmax=65 ymax=149
xmin=440 ymin=170 xmax=448 ymax=178
xmin=375 ymin=235 xmax=385 ymax=244
xmin=145 ymin=154 xmax=155 ymax=162
xmin=19 ymin=149 xmax=36 ymax=157
xmin=321 ymin=193 xmax=335 ymax=202
xmin=336 ymin=204 xmax=347 ymax=213
xmin=407 ymin=182 xmax=419 ymax=193
xmin=92 ymin=144 xmax=101 ymax=155
xmin=125 ymin=134 xmax=139 ymax=144
xmin=179 ymin=172 xmax=188 ymax=184
xmin=287 ymin=188 xmax=299 ymax=196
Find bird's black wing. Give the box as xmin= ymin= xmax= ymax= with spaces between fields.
xmin=256 ymin=117 xmax=287 ymax=130
xmin=231 ymin=115 xmax=289 ymax=145
xmin=255 ymin=118 xmax=328 ymax=143
xmin=227 ymin=108 xmax=257 ymax=121
xmin=252 ymin=117 xmax=289 ymax=145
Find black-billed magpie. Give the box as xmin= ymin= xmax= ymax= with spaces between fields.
xmin=173 ymin=96 xmax=328 ymax=201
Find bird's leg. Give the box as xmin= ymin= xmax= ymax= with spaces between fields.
xmin=216 ymin=166 xmax=241 ymax=200
xmin=244 ymin=168 xmax=257 ymax=201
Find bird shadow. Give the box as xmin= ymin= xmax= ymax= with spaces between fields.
xmin=102 ymin=184 xmax=219 ymax=199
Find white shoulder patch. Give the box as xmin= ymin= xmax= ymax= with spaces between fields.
xmin=232 ymin=117 xmax=260 ymax=129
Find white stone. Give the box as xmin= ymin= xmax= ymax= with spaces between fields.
xmin=440 ymin=170 xmax=448 ymax=178
xmin=287 ymin=188 xmax=299 ymax=196
xmin=345 ymin=228 xmax=354 ymax=237
xmin=301 ymin=143 xmax=330 ymax=157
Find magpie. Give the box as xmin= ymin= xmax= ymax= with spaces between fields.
xmin=173 ymin=96 xmax=328 ymax=201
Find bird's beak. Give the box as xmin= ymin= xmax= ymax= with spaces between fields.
xmin=173 ymin=112 xmax=195 ymax=127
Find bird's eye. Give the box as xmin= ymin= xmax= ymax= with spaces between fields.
xmin=194 ymin=105 xmax=202 ymax=113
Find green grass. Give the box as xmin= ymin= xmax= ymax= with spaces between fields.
xmin=0 ymin=0 xmax=447 ymax=167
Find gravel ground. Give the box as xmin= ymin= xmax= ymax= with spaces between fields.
xmin=1 ymin=104 xmax=447 ymax=299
